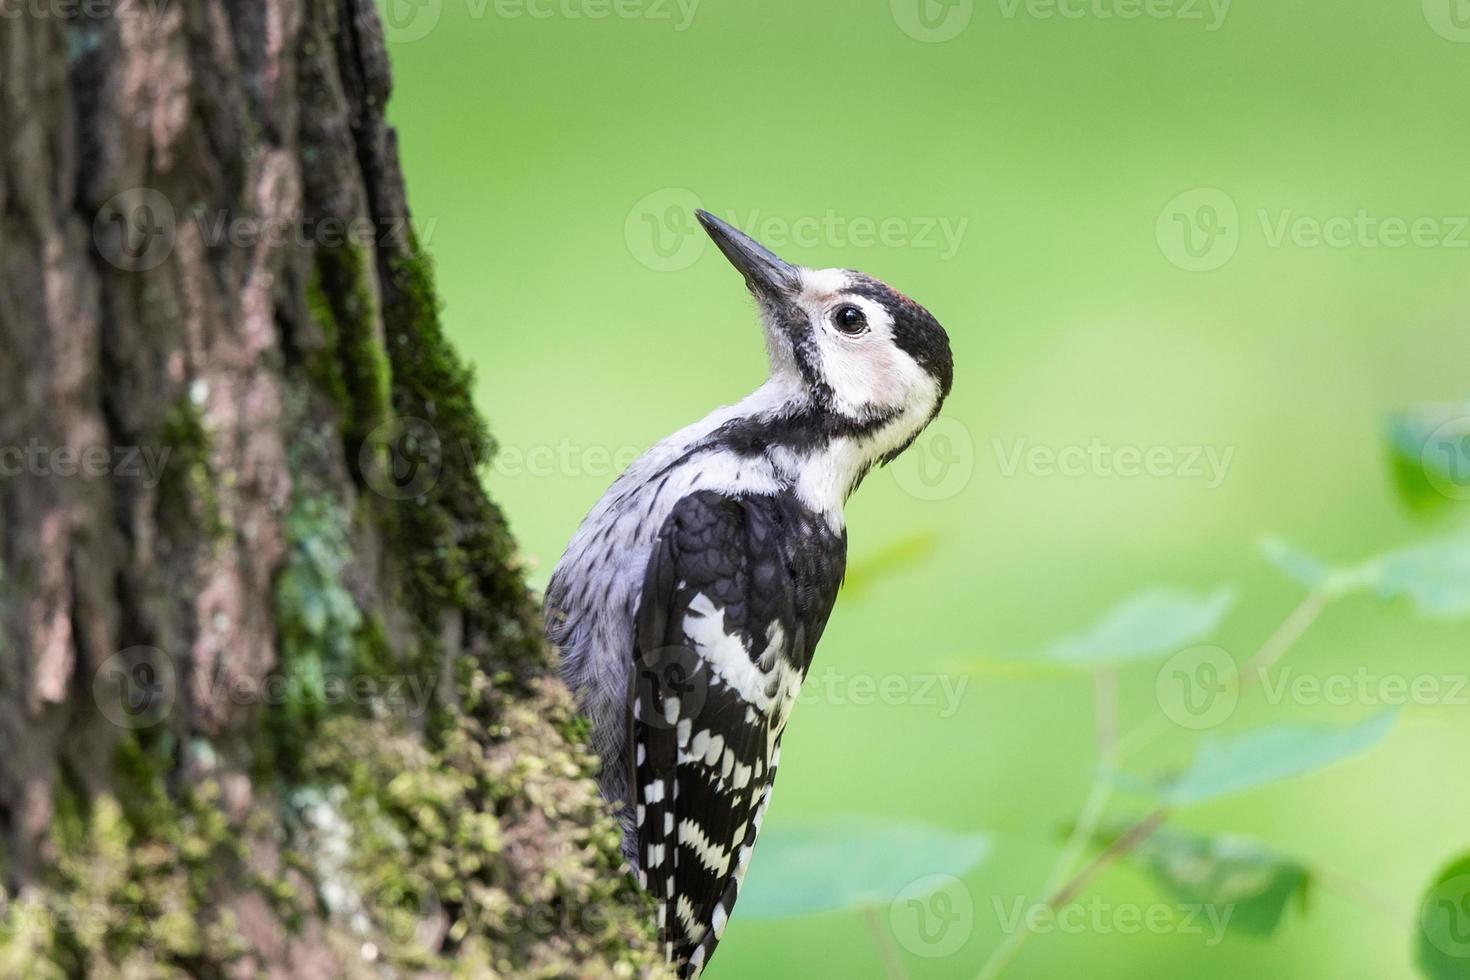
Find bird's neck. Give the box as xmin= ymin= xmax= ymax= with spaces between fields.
xmin=719 ymin=379 xmax=921 ymax=526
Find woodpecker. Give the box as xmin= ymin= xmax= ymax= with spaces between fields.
xmin=545 ymin=211 xmax=953 ymax=976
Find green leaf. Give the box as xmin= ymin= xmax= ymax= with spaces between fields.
xmin=1259 ymin=537 xmax=1337 ymax=592
xmin=1385 ymin=404 xmax=1470 ymax=514
xmin=1416 ymin=852 xmax=1470 ymax=979
xmin=1368 ymin=528 xmax=1470 ymax=619
xmin=843 ymin=531 xmax=940 ymax=599
xmin=1149 ymin=712 xmax=1397 ymax=806
xmin=737 ymin=817 xmax=991 ymax=919
xmin=1105 ymin=822 xmax=1310 ymax=936
xmin=1261 ymin=529 xmax=1470 ymax=619
xmin=1035 ymin=587 xmax=1235 ymax=667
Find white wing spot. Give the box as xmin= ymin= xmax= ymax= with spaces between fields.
xmin=704 ymin=734 xmax=725 ymax=768
xmin=712 ymin=902 xmax=728 ymax=939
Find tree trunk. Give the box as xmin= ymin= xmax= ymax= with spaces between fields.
xmin=0 ymin=1 xmax=663 ymax=975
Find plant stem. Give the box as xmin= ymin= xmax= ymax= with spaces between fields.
xmin=864 ymin=905 xmax=911 ymax=980
xmin=973 ymin=590 xmax=1331 ymax=980
xmin=1047 ymin=806 xmax=1169 ymax=909
xmin=1312 ymin=864 xmax=1412 ymax=925
xmin=980 ymin=672 xmax=1121 ymax=980
xmin=1119 ymin=590 xmax=1330 ymax=759
xmin=1240 ymin=590 xmax=1329 ymax=685
xmin=1041 ymin=670 xmax=1119 ymax=899
xmin=975 ymin=809 xmax=1169 ymax=980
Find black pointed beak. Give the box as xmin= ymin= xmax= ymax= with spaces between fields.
xmin=696 ymin=209 xmax=800 ymax=298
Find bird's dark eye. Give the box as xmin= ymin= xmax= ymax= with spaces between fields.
xmin=833 ymin=305 xmax=868 ymax=335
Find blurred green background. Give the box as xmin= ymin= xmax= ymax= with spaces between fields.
xmin=380 ymin=0 xmax=1470 ymax=976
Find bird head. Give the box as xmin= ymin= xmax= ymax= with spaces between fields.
xmin=696 ymin=209 xmax=953 ymax=474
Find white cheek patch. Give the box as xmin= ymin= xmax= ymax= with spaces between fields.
xmin=815 ymin=297 xmax=929 ymax=419
xmin=795 ymin=268 xmax=933 ymax=418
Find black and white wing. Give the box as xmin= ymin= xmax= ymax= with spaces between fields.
xmin=630 ymin=490 xmax=844 ymax=976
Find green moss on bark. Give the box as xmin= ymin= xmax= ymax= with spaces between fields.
xmin=377 ymin=243 xmax=542 ymax=671
xmin=306 ymin=245 xmax=394 ymax=452
xmin=157 ymin=399 xmax=224 ymax=541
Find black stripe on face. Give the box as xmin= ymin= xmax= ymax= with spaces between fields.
xmin=764 ymin=299 xmax=832 ymax=405
xmin=845 ymin=274 xmax=954 ymax=403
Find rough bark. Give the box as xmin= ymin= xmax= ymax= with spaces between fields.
xmin=0 ymin=1 xmax=664 ymax=975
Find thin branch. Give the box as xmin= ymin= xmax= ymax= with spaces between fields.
xmin=1240 ymin=591 xmax=1329 ymax=687
xmin=1311 ymin=865 xmax=1413 ymax=926
xmin=1047 ymin=806 xmax=1169 ymax=909
xmin=981 ymin=671 xmax=1121 ymax=980
xmin=863 ymin=905 xmax=911 ymax=980
xmin=1041 ymin=670 xmax=1119 ymax=899
xmin=974 ymin=590 xmax=1333 ymax=980
xmin=1120 ymin=590 xmax=1330 ymax=759
xmin=976 ymin=808 xmax=1169 ymax=980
